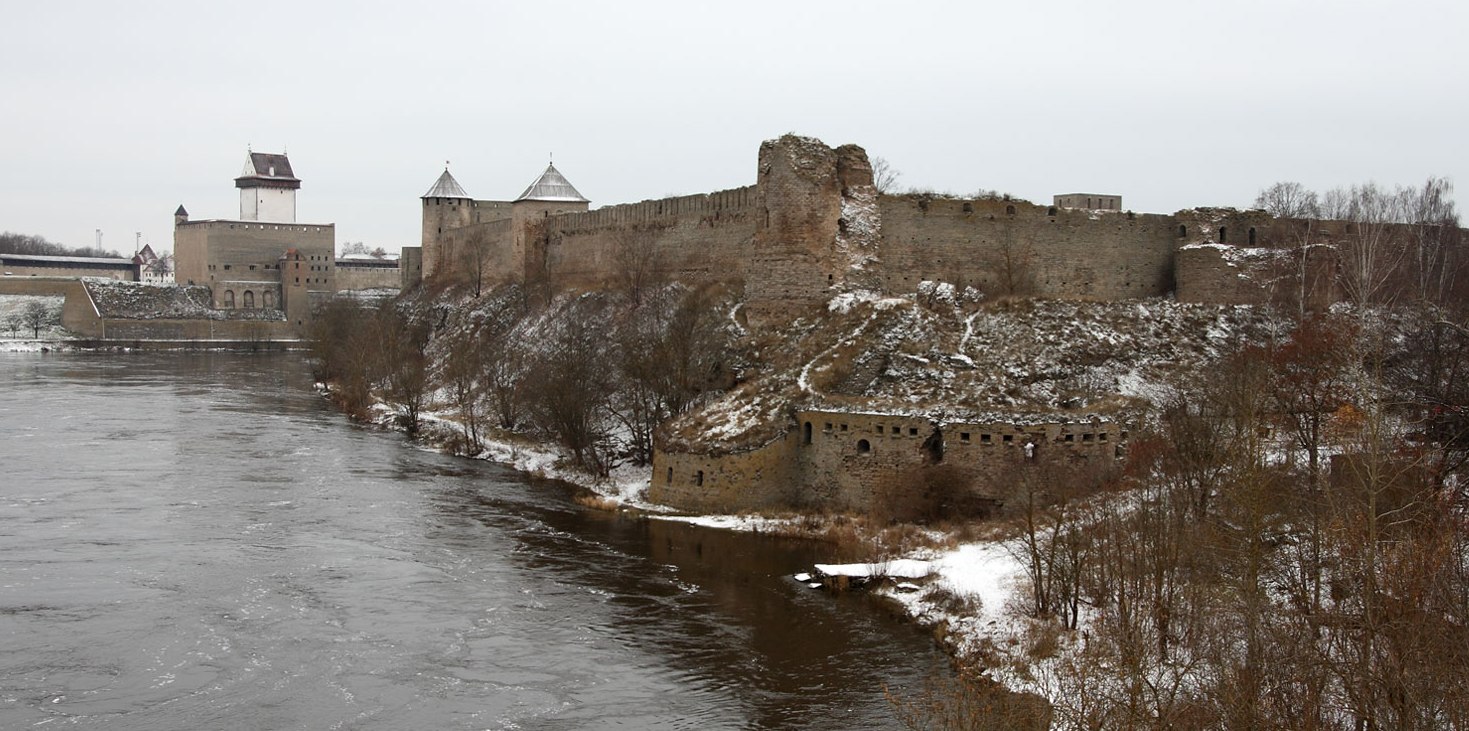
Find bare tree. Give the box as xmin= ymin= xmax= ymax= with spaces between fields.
xmin=1401 ymin=176 xmax=1461 ymax=305
xmin=376 ymin=301 xmax=433 ymax=434
xmin=1254 ymin=181 xmax=1321 ymax=219
xmin=872 ymin=156 xmax=901 ymax=195
xmin=442 ymin=326 xmax=484 ymax=454
xmin=340 ymin=241 xmax=370 ymax=256
xmin=21 ymin=300 xmax=55 ymax=338
xmin=611 ymin=225 xmax=663 ymax=308
xmin=459 ymin=227 xmax=495 ymax=297
xmin=1332 ymin=183 xmax=1409 ymax=307
xmin=527 ymin=315 xmax=614 ymax=475
xmin=307 ymin=297 xmax=379 ymax=419
xmin=989 ymin=226 xmax=1036 ymax=298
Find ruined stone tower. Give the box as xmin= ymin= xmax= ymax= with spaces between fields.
xmin=745 ymin=135 xmax=881 ymax=322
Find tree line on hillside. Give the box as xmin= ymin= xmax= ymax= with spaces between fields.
xmin=979 ymin=305 xmax=1469 ymax=729
xmin=894 ymin=179 xmax=1467 ymax=730
xmin=1253 ymin=178 xmax=1465 ymax=315
xmin=308 ymin=280 xmax=737 ymax=477
xmin=0 ymin=231 xmax=122 ymax=259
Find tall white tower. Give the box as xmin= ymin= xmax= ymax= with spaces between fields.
xmin=235 ymin=151 xmax=299 ymax=222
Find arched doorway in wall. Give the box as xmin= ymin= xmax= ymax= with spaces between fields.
xmin=222 ymin=290 xmax=235 ymax=308
xmin=857 ymin=439 xmax=872 ymax=455
xmin=243 ymin=291 xmax=255 ymax=309
xmin=803 ymin=422 xmax=813 ymax=445
xmin=263 ymin=289 xmax=275 ymax=308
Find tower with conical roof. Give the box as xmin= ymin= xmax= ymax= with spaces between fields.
xmin=508 ymin=162 xmax=590 ymax=286
xmin=420 ymin=166 xmax=474 ymax=278
xmin=415 ymin=159 xmax=592 ymax=286
xmin=514 ymin=163 xmax=588 ymax=204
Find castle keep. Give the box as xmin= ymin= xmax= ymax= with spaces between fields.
xmin=174 ymin=151 xmax=336 ymax=328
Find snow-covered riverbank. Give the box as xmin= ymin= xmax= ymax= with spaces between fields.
xmin=354 ymin=391 xmax=1045 ymax=699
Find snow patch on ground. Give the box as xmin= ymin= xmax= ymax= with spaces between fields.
xmin=653 ymin=513 xmax=797 ymax=532
xmin=815 ymin=558 xmax=933 ymax=579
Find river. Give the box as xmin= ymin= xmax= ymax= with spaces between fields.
xmin=0 ymin=352 xmax=948 ymax=729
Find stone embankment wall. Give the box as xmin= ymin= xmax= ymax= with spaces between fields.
xmin=650 ymin=409 xmax=1120 ymax=514
xmin=80 ymin=318 xmax=294 ymax=341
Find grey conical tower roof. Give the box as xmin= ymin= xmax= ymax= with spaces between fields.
xmin=515 ymin=163 xmax=587 ymax=203
xmin=422 ymin=168 xmax=470 ymax=199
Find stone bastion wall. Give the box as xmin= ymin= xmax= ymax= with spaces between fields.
xmin=650 ymin=409 xmax=1121 ymax=514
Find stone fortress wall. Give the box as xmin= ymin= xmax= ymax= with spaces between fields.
xmin=419 ymin=134 xmax=1328 ymax=315
xmin=878 ymin=197 xmax=1180 ymax=301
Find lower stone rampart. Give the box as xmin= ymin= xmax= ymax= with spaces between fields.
xmin=650 ymin=432 xmax=801 ymax=513
xmin=651 ymin=409 xmax=1121 ymax=515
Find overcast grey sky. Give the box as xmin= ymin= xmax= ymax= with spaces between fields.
xmin=3 ymin=0 xmax=1465 ymax=255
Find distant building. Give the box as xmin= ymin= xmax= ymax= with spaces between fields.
xmin=132 ymin=244 xmax=174 ymax=284
xmin=1053 ymin=193 xmax=1122 ymax=211
xmin=174 ymin=150 xmax=335 ymax=327
xmin=0 ymin=253 xmax=137 ymax=280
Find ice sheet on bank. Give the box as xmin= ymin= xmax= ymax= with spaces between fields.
xmin=814 ymin=559 xmax=932 ymax=579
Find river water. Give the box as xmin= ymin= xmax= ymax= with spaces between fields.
xmin=0 ymin=352 xmax=948 ymax=729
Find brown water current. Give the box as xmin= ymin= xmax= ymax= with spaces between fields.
xmin=0 ymin=352 xmax=949 ymax=729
